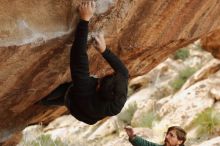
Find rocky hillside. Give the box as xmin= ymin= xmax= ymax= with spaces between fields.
xmin=1 ymin=0 xmax=220 ymax=144
xmin=14 ymin=41 xmax=220 ymax=146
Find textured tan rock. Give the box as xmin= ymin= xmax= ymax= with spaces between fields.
xmin=1 ymin=0 xmax=220 ymax=143
xmin=156 ymin=71 xmax=220 ymax=130
xmin=192 ymin=136 xmax=220 ymax=146
xmin=180 ymin=59 xmax=220 ymax=91
xmin=214 ymin=101 xmax=220 ymax=112
xmin=210 ymin=87 xmax=220 ymax=101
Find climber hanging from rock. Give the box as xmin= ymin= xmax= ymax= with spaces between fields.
xmin=41 ymin=1 xmax=129 ymax=125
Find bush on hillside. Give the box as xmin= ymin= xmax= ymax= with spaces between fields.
xmin=174 ymin=48 xmax=190 ymax=60
xmin=19 ymin=134 xmax=67 ymax=146
xmin=118 ymin=102 xmax=138 ymax=124
xmin=132 ymin=110 xmax=160 ymax=128
xmin=171 ymin=67 xmax=197 ymax=91
xmin=192 ymin=108 xmax=220 ymax=137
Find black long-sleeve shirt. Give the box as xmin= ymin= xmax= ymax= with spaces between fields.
xmin=65 ymin=20 xmax=129 ymax=124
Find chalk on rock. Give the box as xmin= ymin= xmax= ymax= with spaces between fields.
xmin=95 ymin=0 xmax=116 ymax=14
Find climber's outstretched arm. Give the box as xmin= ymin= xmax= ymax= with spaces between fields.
xmin=70 ymin=1 xmax=95 ymax=81
xmin=93 ymin=33 xmax=129 ymax=78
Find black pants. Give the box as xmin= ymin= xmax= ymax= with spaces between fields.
xmin=41 ymin=82 xmax=71 ymax=106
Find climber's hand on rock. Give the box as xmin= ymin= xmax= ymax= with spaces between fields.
xmin=78 ymin=1 xmax=95 ymax=21
xmin=93 ymin=32 xmax=106 ymax=53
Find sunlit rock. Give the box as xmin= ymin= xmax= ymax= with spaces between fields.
xmin=210 ymin=88 xmax=220 ymax=101
xmin=156 ymin=76 xmax=219 ymax=129
xmin=192 ymin=136 xmax=220 ymax=146
xmin=180 ymin=59 xmax=220 ymax=91
xmin=214 ymin=102 xmax=220 ymax=112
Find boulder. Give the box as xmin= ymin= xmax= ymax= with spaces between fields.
xmin=156 ymin=75 xmax=220 ymax=130
xmin=1 ymin=0 xmax=220 ymax=143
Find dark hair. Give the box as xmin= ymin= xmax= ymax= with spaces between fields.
xmin=99 ymin=73 xmax=128 ymax=100
xmin=167 ymin=126 xmax=187 ymax=146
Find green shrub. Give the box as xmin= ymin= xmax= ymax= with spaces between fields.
xmin=174 ymin=48 xmax=190 ymax=60
xmin=118 ymin=102 xmax=137 ymax=124
xmin=151 ymin=86 xmax=172 ymax=99
xmin=20 ymin=134 xmax=67 ymax=146
xmin=194 ymin=43 xmax=203 ymax=51
xmin=171 ymin=67 xmax=197 ymax=91
xmin=132 ymin=111 xmax=160 ymax=128
xmin=192 ymin=108 xmax=220 ymax=136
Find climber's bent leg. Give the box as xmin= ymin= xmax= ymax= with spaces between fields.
xmin=41 ymin=82 xmax=71 ymax=106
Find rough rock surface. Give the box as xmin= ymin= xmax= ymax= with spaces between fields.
xmin=1 ymin=0 xmax=220 ymax=143
xmin=155 ymin=61 xmax=220 ymax=129
xmin=192 ymin=137 xmax=220 ymax=146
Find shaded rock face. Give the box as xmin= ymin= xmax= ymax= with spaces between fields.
xmin=1 ymin=0 xmax=220 ymax=143
xmin=201 ymin=29 xmax=220 ymax=59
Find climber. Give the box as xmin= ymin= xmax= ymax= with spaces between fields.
xmin=125 ymin=126 xmax=187 ymax=146
xmin=41 ymin=1 xmax=129 ymax=125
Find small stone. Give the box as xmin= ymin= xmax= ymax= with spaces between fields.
xmin=210 ymin=88 xmax=220 ymax=100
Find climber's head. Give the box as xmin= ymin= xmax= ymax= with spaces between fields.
xmin=164 ymin=126 xmax=187 ymax=146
